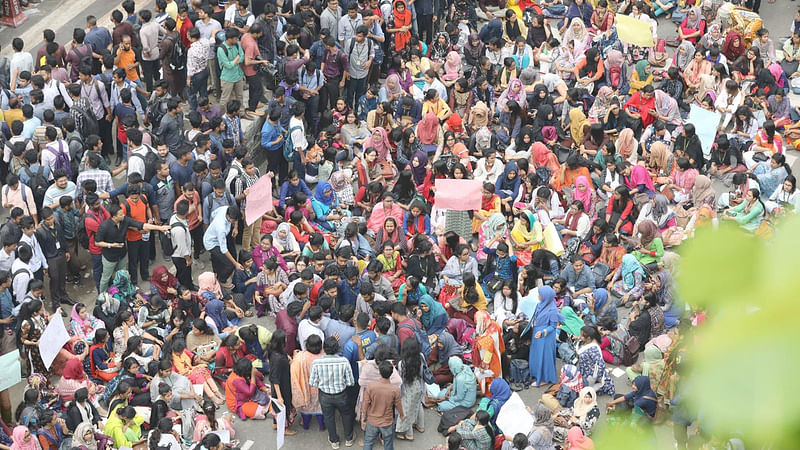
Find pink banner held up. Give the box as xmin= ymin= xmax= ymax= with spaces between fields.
xmin=245 ymin=174 xmax=274 ymax=225
xmin=434 ymin=179 xmax=483 ymax=211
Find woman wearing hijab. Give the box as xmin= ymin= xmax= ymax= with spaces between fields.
xmin=57 ymin=359 xmax=100 ymax=402
xmin=606 ymin=375 xmax=658 ymax=420
xmin=471 ymin=310 xmax=505 ymax=394
xmin=530 ymin=142 xmax=561 ymax=176
xmin=562 ymin=18 xmax=590 ymax=55
xmin=442 ymin=51 xmax=462 ymax=82
xmin=463 ymin=33 xmax=485 ymax=74
xmin=587 ymin=86 xmax=614 ymax=122
xmin=150 ymin=265 xmax=180 ymax=305
xmin=653 ymin=91 xmax=681 ymax=129
xmin=625 ymin=344 xmax=665 ymax=386
xmin=652 ymin=270 xmax=683 ymax=328
xmin=379 ymin=73 xmax=405 ymax=105
xmin=363 ymin=127 xmax=393 ymax=164
xmin=389 ymin=0 xmax=412 ymax=52
xmin=72 ymin=421 xmax=108 ymax=450
xmin=678 ymin=7 xmax=705 ymax=45
xmin=434 ymin=356 xmax=477 ymax=411
xmin=420 ymin=294 xmax=449 ymax=335
xmin=204 ymin=297 xmax=237 ymax=338
xmin=11 ymin=425 xmax=42 ymax=450
xmin=272 ymin=222 xmax=301 ymax=257
xmin=408 ymin=151 xmax=434 ymax=202
xmin=673 ymin=41 xmax=695 ymax=71
xmin=496 ymin=161 xmax=522 ymax=220
xmin=311 ymin=181 xmax=343 ymax=232
xmin=484 ymin=378 xmax=511 ymax=427
xmin=721 ymin=30 xmax=746 ymax=62
xmin=629 ymin=60 xmax=653 ymax=93
xmin=554 ymin=387 xmax=600 ymax=442
xmin=110 ymin=270 xmax=141 ymax=306
xmin=609 ymin=254 xmax=646 ymax=305
xmin=69 ymin=302 xmax=105 ymax=341
xmin=467 ymin=101 xmax=490 ymax=132
xmin=566 ymin=426 xmax=595 ymax=449
xmin=511 ymin=210 xmax=543 ymax=267
xmin=564 ymin=108 xmax=591 ymax=149
xmin=528 ymin=286 xmax=564 ymax=387
xmin=497 ymin=78 xmax=527 ymax=114
xmin=417 ymin=112 xmax=443 ymax=155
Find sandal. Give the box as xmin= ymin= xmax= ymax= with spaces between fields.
xmin=395 ymin=434 xmax=409 ymax=441
xmin=413 ymin=425 xmax=424 ymax=433
xmin=244 ymin=310 xmax=254 ymax=317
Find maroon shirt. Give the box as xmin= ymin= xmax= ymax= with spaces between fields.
xmin=276 ymin=309 xmax=299 ymax=354
xmin=113 ymin=22 xmax=140 ymax=47
xmin=397 ymin=318 xmax=421 ymax=347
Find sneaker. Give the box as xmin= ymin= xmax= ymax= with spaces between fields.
xmin=345 ymin=440 xmax=354 ymax=447
xmin=329 ymin=440 xmax=340 ymax=449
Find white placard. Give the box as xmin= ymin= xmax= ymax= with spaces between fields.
xmin=495 ymin=393 xmax=534 ymax=437
xmin=193 ymin=384 xmax=204 ymax=396
xmin=211 ymin=429 xmax=231 ymax=443
xmin=611 ymin=368 xmax=627 ymax=378
xmin=275 ymin=401 xmax=286 ymax=450
xmin=39 ymin=315 xmax=70 ymax=370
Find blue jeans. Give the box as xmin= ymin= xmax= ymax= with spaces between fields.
xmin=363 ymin=423 xmax=394 ymax=450
xmin=188 ymin=67 xmax=209 ymax=111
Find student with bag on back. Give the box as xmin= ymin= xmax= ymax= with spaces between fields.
xmin=42 ymin=126 xmax=73 ymax=180
xmin=158 ymin=18 xmax=187 ymax=97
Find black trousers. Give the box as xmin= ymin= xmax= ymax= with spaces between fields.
xmin=141 ymin=59 xmax=161 ymax=92
xmin=319 ymin=76 xmax=341 ymax=112
xmin=190 ymin=225 xmax=204 ymax=259
xmin=172 ymin=256 xmax=193 ymax=289
xmin=209 ymin=246 xmax=234 ymax=283
xmin=98 ymin=117 xmax=114 ymax=158
xmin=319 ymin=391 xmax=354 ymax=444
xmin=127 ymin=239 xmax=150 ymax=283
xmin=417 ymin=14 xmax=434 ymax=44
xmin=246 ymin=74 xmax=264 ymax=111
xmin=265 ymin=149 xmax=288 ymax=182
xmin=46 ymin=254 xmax=67 ymax=305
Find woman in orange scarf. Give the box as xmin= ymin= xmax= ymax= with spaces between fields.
xmin=291 ymin=335 xmax=324 ymax=430
xmin=471 ymin=310 xmax=505 ymax=395
xmin=530 ymin=142 xmax=561 ymax=174
xmin=388 ymin=0 xmax=412 ymax=52
xmin=472 ymin=182 xmax=501 ymax=233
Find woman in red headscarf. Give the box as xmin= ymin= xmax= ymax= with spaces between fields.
xmin=388 ymin=0 xmax=412 ymax=52
xmin=151 ymin=265 xmax=180 ymax=307
xmin=57 ymin=359 xmax=104 ymax=402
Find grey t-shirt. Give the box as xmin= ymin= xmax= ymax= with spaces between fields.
xmin=345 ymin=38 xmax=373 ymax=80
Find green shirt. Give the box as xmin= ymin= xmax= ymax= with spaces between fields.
xmin=217 ymin=42 xmax=244 ymax=82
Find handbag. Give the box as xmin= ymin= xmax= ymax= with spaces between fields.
xmin=752 ymin=151 xmax=769 ymax=162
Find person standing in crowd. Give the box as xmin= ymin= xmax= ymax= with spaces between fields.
xmin=309 ymin=337 xmax=355 ymax=449
xmin=203 ymin=205 xmax=242 ymax=288
xmin=35 ymin=207 xmax=73 ymax=311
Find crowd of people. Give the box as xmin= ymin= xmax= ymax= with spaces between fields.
xmin=0 ymin=0 xmax=794 ymax=448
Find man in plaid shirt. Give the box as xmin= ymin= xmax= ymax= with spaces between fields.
xmin=309 ymin=337 xmax=355 ymax=449
xmin=232 ymin=158 xmax=266 ymax=252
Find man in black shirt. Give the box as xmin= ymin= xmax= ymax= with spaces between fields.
xmin=35 ymin=207 xmax=73 ymax=310
xmin=0 ymin=207 xmax=24 ymax=244
xmin=95 ymin=203 xmax=169 ymax=292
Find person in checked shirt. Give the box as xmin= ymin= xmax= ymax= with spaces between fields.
xmin=309 ymin=337 xmax=355 ymax=449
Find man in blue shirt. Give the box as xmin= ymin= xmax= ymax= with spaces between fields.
xmin=260 ymin=108 xmax=285 ymax=181
xmin=342 ymin=312 xmax=376 ymax=375
xmin=326 ymin=304 xmax=357 ymax=356
xmin=203 ymin=205 xmax=242 ymax=286
xmin=337 ymin=265 xmax=360 ymax=308
xmin=84 ymin=15 xmax=112 ymax=73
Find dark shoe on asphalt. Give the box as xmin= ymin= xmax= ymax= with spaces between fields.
xmin=114 ymin=155 xmax=123 ymax=166
xmin=61 ymin=297 xmax=77 ymax=306
xmin=141 ymin=274 xmax=150 ymax=282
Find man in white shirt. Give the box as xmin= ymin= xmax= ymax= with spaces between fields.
xmin=0 ymin=237 xmax=16 ymax=273
xmin=126 ymin=129 xmax=153 ymax=178
xmin=9 ymin=38 xmax=33 ymax=89
xmin=298 ymin=304 xmax=325 ymax=351
xmin=337 ymin=4 xmax=362 ymax=47
xmin=40 ymin=66 xmax=73 ymax=110
xmin=19 ymin=217 xmax=47 ymax=280
xmin=10 ymin=244 xmax=33 ymax=311
xmin=41 ymin=127 xmax=69 ymax=180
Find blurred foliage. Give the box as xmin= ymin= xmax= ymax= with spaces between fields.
xmin=594 ymin=214 xmax=800 ymax=448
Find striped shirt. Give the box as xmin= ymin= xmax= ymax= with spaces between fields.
xmin=233 ymin=167 xmax=260 ymax=210
xmin=308 ymin=354 xmax=354 ymax=394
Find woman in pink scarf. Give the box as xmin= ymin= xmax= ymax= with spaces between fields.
xmin=572 ymin=176 xmax=596 ymax=219
xmin=363 ymin=127 xmax=393 ymax=162
xmin=497 ymin=77 xmax=527 ymax=113
xmin=626 ymin=164 xmax=656 ymax=196
xmin=615 ymin=128 xmax=637 ymax=163
xmin=442 ymin=51 xmax=462 ymax=81
xmin=69 ymin=302 xmax=105 ymax=341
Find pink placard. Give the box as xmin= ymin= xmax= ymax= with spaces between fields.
xmin=245 ymin=174 xmax=274 ymax=225
xmin=434 ymin=179 xmax=483 ymax=211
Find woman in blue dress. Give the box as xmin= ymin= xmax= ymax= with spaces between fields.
xmin=528 ymin=286 xmax=564 ymax=386
xmin=311 ymin=181 xmax=349 ymax=232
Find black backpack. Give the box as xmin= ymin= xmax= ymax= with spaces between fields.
xmin=97 ymin=71 xmax=113 ymax=99
xmin=68 ymin=134 xmax=85 ymax=180
xmin=72 ymin=100 xmax=100 ymax=137
xmin=76 ymin=210 xmax=103 ymax=249
xmin=9 ymin=268 xmax=31 ymax=297
xmin=23 ymin=166 xmax=48 ymax=208
xmin=161 ymin=217 xmax=188 ymax=256
xmin=165 ymin=34 xmax=186 ymax=72
xmin=130 ymin=145 xmax=161 ymax=183
xmin=72 ymin=45 xmax=93 ymax=71
xmin=147 ymin=97 xmax=168 ymax=129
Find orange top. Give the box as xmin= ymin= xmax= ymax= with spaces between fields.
xmin=117 ymin=48 xmax=139 ymax=81
xmin=122 ymin=196 xmax=149 ymax=241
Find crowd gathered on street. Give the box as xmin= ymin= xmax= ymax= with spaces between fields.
xmin=0 ymin=0 xmax=794 ymax=447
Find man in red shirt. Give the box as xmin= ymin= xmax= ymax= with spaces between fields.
xmin=391 ymin=302 xmax=422 ymax=346
xmin=84 ymin=193 xmax=111 ymax=293
xmin=240 ymin=23 xmax=271 ymax=116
